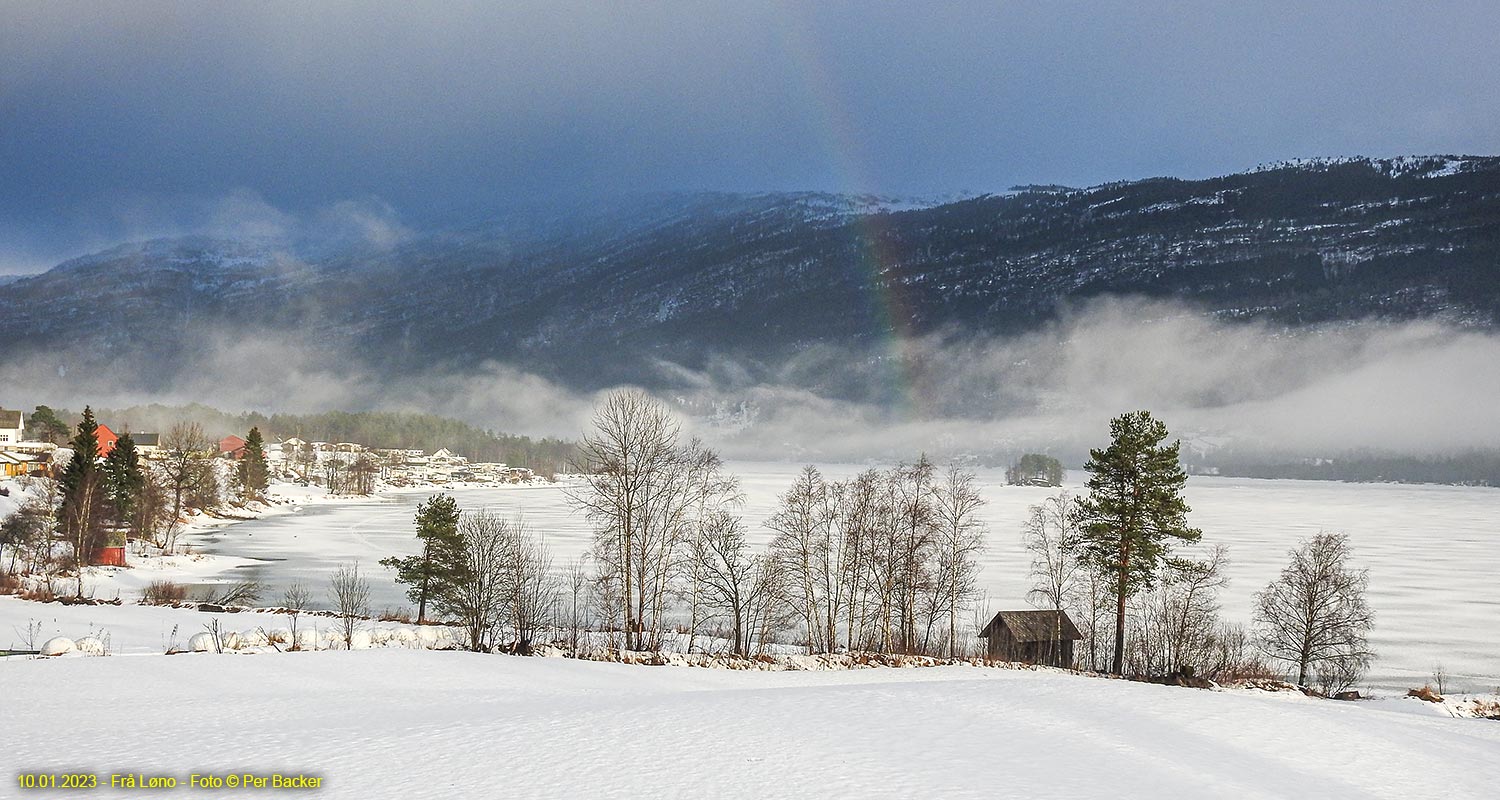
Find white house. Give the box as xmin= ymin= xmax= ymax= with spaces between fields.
xmin=0 ymin=409 xmax=24 ymax=448
xmin=131 ymin=432 xmax=161 ymax=457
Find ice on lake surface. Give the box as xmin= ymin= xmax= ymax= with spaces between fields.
xmin=198 ymin=462 xmax=1500 ymax=691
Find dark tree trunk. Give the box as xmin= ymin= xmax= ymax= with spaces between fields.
xmin=1112 ymin=539 xmax=1130 ymax=675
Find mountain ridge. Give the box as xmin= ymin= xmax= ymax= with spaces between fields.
xmin=4 ymin=155 xmax=1497 ymax=391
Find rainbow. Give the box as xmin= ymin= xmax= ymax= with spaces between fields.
xmin=776 ymin=10 xmax=928 ymax=419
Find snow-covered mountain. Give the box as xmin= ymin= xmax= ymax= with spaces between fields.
xmin=3 ymin=156 xmax=1497 ymax=389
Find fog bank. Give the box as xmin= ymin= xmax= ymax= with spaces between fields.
xmin=4 ymin=298 xmax=1497 ymax=463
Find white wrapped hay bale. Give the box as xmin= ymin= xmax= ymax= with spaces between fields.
xmin=416 ymin=626 xmax=440 ymax=648
xmin=349 ymin=630 xmax=372 ymax=650
xmin=240 ymin=628 xmax=270 ymax=648
xmin=221 ymin=631 xmax=244 ymax=651
xmin=187 ymin=632 xmax=216 ymax=652
xmin=40 ymin=636 xmax=75 ymax=656
xmin=269 ymin=628 xmax=292 ymax=645
xmin=294 ymin=627 xmax=319 ymax=650
xmin=392 ymin=627 xmax=418 ymax=647
xmin=74 ymin=636 xmax=107 ymax=656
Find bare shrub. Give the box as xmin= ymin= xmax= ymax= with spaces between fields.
xmin=1207 ymin=623 xmax=1279 ymax=682
xmin=142 ymin=580 xmax=188 ymax=605
xmin=203 ymin=619 xmax=226 ymax=654
xmin=282 ymin=582 xmax=311 ymax=650
xmin=1407 ymin=685 xmax=1443 ymax=703
xmin=1127 ymin=546 xmax=1228 ymax=677
xmin=196 ymin=580 xmax=263 ymax=607
xmin=21 ymin=581 xmax=58 ymax=603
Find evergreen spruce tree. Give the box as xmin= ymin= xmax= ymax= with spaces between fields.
xmin=1075 ymin=410 xmax=1201 ymax=675
xmin=237 ymin=427 xmax=270 ymax=502
xmin=58 ymin=406 xmax=109 ymax=591
xmin=380 ymin=493 xmax=465 ymax=622
xmin=102 ymin=432 xmax=146 ymax=532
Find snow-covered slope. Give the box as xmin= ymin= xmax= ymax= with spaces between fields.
xmin=3 ymin=156 xmax=1498 ymax=390
xmin=5 ymin=649 xmax=1497 ymax=798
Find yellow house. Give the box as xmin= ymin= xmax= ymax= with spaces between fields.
xmin=1 ymin=451 xmax=29 ymax=477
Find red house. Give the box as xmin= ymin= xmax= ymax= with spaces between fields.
xmin=95 ymin=424 xmax=120 ymax=458
xmin=220 ymin=435 xmax=247 ymax=459
xmin=90 ymin=424 xmax=129 ymax=567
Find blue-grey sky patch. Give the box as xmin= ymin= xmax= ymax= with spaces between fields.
xmin=2 ymin=0 xmax=1497 ymax=272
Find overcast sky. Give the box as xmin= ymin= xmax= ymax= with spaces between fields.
xmin=2 ymin=1 xmax=1497 ymax=272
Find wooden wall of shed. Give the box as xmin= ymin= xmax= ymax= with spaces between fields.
xmin=985 ymin=626 xmax=1074 ymax=668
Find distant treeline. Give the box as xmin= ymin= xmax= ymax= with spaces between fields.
xmin=68 ymin=403 xmax=577 ymax=475
xmin=1199 ymin=449 xmax=1500 ymax=487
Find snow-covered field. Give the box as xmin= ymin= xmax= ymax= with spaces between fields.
xmin=4 ymin=467 xmax=1499 ymax=798
xmin=6 ymin=649 xmax=1499 ymax=799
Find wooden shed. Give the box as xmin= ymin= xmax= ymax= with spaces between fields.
xmin=979 ymin=610 xmax=1082 ymax=668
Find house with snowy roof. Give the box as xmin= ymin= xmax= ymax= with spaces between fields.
xmin=0 ymin=451 xmax=32 ymax=477
xmin=130 ymin=432 xmax=161 ymax=457
xmin=0 ymin=409 xmax=24 ymax=447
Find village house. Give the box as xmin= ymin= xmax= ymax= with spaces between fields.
xmin=0 ymin=450 xmax=32 ymax=477
xmin=430 ymin=448 xmax=468 ymax=467
xmin=978 ymin=609 xmax=1082 ymax=668
xmin=130 ymin=432 xmax=161 ymax=457
xmin=95 ymin=423 xmax=120 ymax=457
xmin=0 ymin=409 xmax=24 ymax=446
xmin=0 ymin=447 xmax=51 ymax=477
xmin=220 ymin=434 xmax=247 ymax=459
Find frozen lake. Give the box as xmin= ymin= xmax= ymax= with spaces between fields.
xmin=195 ymin=463 xmax=1500 ymax=691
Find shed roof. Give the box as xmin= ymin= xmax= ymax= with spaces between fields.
xmin=979 ymin=610 xmax=1082 ymax=642
xmin=132 ymin=433 xmax=160 ymax=447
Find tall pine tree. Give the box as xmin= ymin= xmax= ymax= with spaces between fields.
xmin=58 ymin=406 xmax=109 ymax=592
xmin=1075 ymin=410 xmax=1201 ymax=675
xmin=102 ymin=432 xmax=146 ymax=532
xmin=380 ymin=493 xmax=465 ymax=622
xmin=27 ymin=405 xmax=70 ymax=444
xmin=237 ymin=427 xmax=270 ymax=502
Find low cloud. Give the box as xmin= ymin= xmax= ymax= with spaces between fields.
xmin=3 ymin=298 xmax=1498 ymax=463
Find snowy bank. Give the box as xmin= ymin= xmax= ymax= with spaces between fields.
xmin=4 ymin=649 xmax=1498 ymax=799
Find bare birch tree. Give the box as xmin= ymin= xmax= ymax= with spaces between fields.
xmin=1024 ymin=492 xmax=1082 ymax=613
xmin=506 ymin=519 xmax=560 ymax=654
xmin=159 ymin=422 xmax=213 ymax=553
xmin=568 ymin=391 xmax=737 ymax=652
xmin=328 ymin=562 xmax=371 ymax=649
xmin=767 ymin=465 xmax=840 ymax=653
xmin=443 ymin=510 xmax=512 ymax=652
xmin=689 ymin=511 xmax=771 ymax=657
xmin=929 ymin=464 xmax=986 ymax=658
xmin=1253 ymin=532 xmax=1374 ymax=690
